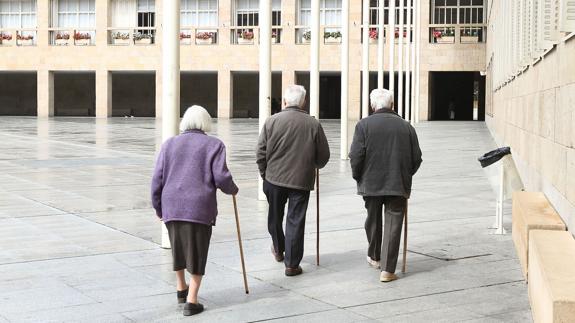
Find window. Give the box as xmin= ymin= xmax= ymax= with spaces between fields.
xmin=431 ymin=0 xmax=485 ymax=24
xmin=53 ymin=0 xmax=95 ymax=28
xmin=299 ymin=0 xmax=342 ymax=26
xmin=181 ymin=0 xmax=217 ymax=27
xmin=369 ymin=0 xmax=412 ymax=25
xmin=137 ymin=0 xmax=154 ymax=32
xmin=235 ymin=0 xmax=259 ymax=26
xmin=0 ymin=0 xmax=37 ymax=28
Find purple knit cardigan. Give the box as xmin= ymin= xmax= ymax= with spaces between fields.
xmin=151 ymin=130 xmax=238 ymax=225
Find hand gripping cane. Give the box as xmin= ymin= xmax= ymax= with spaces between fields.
xmin=232 ymin=195 xmax=249 ymax=294
xmin=402 ymin=200 xmax=409 ymax=273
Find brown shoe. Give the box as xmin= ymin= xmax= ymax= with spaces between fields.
xmin=271 ymin=245 xmax=284 ymax=262
xmin=285 ymin=266 xmax=303 ymax=277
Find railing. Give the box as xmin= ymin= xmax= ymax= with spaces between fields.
xmin=429 ymin=25 xmax=486 ymax=44
xmin=49 ymin=28 xmax=96 ymax=46
xmin=0 ymin=29 xmax=37 ymax=46
xmin=295 ymin=26 xmax=342 ymax=45
xmin=229 ymin=26 xmax=283 ymax=45
xmin=180 ymin=27 xmax=219 ymax=45
xmin=107 ymin=27 xmax=156 ymax=46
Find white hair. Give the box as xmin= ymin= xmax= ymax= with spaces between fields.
xmin=179 ymin=105 xmax=212 ymax=133
xmin=284 ymin=85 xmax=307 ymax=107
xmin=370 ymin=89 xmax=394 ymax=111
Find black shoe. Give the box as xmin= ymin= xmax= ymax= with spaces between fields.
xmin=271 ymin=245 xmax=284 ymax=262
xmin=285 ymin=266 xmax=303 ymax=277
xmin=183 ymin=302 xmax=204 ymax=316
xmin=177 ymin=288 xmax=189 ymax=304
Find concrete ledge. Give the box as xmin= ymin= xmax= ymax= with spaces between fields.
xmin=512 ymin=192 xmax=565 ymax=279
xmin=528 ymin=230 xmax=575 ymax=323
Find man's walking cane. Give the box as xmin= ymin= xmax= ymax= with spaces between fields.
xmin=401 ymin=200 xmax=409 ymax=273
xmin=232 ymin=195 xmax=249 ymax=294
xmin=316 ymin=169 xmax=320 ymax=266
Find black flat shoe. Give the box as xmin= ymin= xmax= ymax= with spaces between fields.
xmin=177 ymin=288 xmax=189 ymax=304
xmin=183 ymin=302 xmax=204 ymax=316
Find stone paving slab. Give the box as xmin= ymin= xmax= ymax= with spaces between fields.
xmin=0 ymin=117 xmax=532 ymax=322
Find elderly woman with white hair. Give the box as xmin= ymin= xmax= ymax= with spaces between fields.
xmin=151 ymin=105 xmax=238 ymax=316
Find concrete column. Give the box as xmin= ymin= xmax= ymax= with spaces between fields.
xmin=95 ymin=0 xmax=109 ymax=46
xmin=37 ymin=70 xmax=54 ymax=118
xmin=259 ymin=0 xmax=272 ymax=201
xmin=340 ymin=0 xmax=349 ymax=160
xmin=415 ymin=0 xmax=421 ymax=123
xmin=155 ymin=69 xmax=163 ymax=118
xmin=377 ymin=0 xmax=384 ymax=88
xmin=397 ymin=0 xmax=404 ymax=117
xmin=361 ymin=0 xmax=370 ymax=118
xmin=96 ymin=70 xmax=112 ymax=118
xmin=282 ymin=70 xmax=295 ymax=96
xmin=310 ymin=0 xmax=320 ymax=119
xmin=388 ymin=0 xmax=396 ymax=93
xmin=218 ymin=70 xmax=233 ymax=118
xmin=36 ymin=0 xmax=49 ymax=47
xmin=161 ymin=0 xmax=181 ymax=249
xmin=405 ymin=0 xmax=412 ymax=123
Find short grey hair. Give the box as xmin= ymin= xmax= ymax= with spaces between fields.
xmin=284 ymin=85 xmax=307 ymax=107
xmin=370 ymin=89 xmax=394 ymax=111
xmin=179 ymin=105 xmax=212 ymax=133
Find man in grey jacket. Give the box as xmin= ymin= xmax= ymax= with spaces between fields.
xmin=256 ymin=85 xmax=330 ymax=276
xmin=349 ymin=89 xmax=422 ymax=283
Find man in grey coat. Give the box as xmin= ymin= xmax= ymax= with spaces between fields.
xmin=257 ymin=85 xmax=330 ymax=276
xmin=349 ymin=89 xmax=422 ymax=282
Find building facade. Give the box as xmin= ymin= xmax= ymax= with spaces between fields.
xmin=0 ymin=0 xmax=487 ymax=120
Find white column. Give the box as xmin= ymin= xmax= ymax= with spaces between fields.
xmin=161 ymin=0 xmax=181 ymax=249
xmin=397 ymin=0 xmax=404 ymax=117
xmin=405 ymin=0 xmax=412 ymax=123
xmin=361 ymin=0 xmax=370 ymax=118
xmin=410 ymin=0 xmax=417 ymax=124
xmin=340 ymin=0 xmax=349 ymax=160
xmin=415 ymin=0 xmax=421 ymax=123
xmin=377 ymin=0 xmax=385 ymax=88
xmin=388 ymin=0 xmax=396 ymax=93
xmin=258 ymin=0 xmax=272 ymax=200
xmin=310 ymin=0 xmax=320 ymax=119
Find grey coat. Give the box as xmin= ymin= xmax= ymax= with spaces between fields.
xmin=349 ymin=108 xmax=422 ymax=198
xmin=256 ymin=107 xmax=330 ymax=191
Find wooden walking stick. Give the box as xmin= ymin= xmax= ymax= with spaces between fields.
xmin=402 ymin=200 xmax=409 ymax=273
xmin=232 ymin=195 xmax=249 ymax=294
xmin=316 ymin=168 xmax=320 ymax=266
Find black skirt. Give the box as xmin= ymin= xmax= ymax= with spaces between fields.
xmin=165 ymin=221 xmax=212 ymax=275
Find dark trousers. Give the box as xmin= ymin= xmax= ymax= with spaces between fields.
xmin=264 ymin=180 xmax=310 ymax=268
xmin=364 ymin=196 xmax=406 ymax=273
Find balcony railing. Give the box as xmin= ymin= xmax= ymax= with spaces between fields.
xmin=0 ymin=29 xmax=37 ymax=46
xmin=230 ymin=26 xmax=282 ymax=45
xmin=295 ymin=26 xmax=342 ymax=45
xmin=180 ymin=27 xmax=219 ymax=45
xmin=429 ymin=25 xmax=486 ymax=44
xmin=107 ymin=27 xmax=156 ymax=46
xmin=49 ymin=29 xmax=96 ymax=46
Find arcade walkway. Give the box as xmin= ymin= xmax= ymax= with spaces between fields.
xmin=0 ymin=118 xmax=531 ymax=322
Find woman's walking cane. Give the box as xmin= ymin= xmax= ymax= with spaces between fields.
xmin=232 ymin=195 xmax=249 ymax=294
xmin=401 ymin=201 xmax=409 ymax=273
xmin=316 ymin=169 xmax=320 ymax=266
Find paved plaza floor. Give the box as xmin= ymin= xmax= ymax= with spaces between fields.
xmin=0 ymin=117 xmax=531 ymax=322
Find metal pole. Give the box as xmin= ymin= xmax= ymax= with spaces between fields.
xmin=361 ymin=0 xmax=370 ymax=118
xmin=233 ymin=196 xmax=250 ymax=294
xmin=340 ymin=0 xmax=349 ymax=159
xmin=310 ymin=0 xmax=320 ymax=119
xmin=161 ymin=0 xmax=181 ymax=249
xmin=398 ymin=0 xmax=404 ymax=117
xmin=405 ymin=0 xmax=412 ymax=123
xmin=415 ymin=0 xmax=421 ymax=123
xmin=388 ymin=0 xmax=396 ymax=94
xmin=258 ymin=0 xmax=272 ymax=201
xmin=409 ymin=0 xmax=416 ymax=124
xmin=377 ymin=0 xmax=385 ymax=88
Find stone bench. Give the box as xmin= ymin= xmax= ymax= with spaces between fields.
xmin=528 ymin=230 xmax=575 ymax=323
xmin=512 ymin=192 xmax=565 ymax=279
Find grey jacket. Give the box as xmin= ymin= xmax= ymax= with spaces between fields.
xmin=256 ymin=107 xmax=330 ymax=191
xmin=349 ymin=108 xmax=422 ymax=198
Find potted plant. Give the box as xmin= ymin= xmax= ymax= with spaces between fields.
xmin=238 ymin=30 xmax=254 ymax=44
xmin=0 ymin=32 xmax=14 ymax=46
xmin=394 ymin=28 xmax=407 ymax=40
xmin=369 ymin=28 xmax=379 ymax=44
xmin=461 ymin=29 xmax=479 ymax=43
xmin=112 ymin=32 xmax=130 ymax=45
xmin=16 ymin=33 xmax=34 ymax=46
xmin=180 ymin=32 xmax=192 ymax=45
xmin=55 ymin=32 xmax=70 ymax=45
xmin=301 ymin=30 xmax=311 ymax=44
xmin=271 ymin=31 xmax=278 ymax=44
xmin=133 ymin=32 xmax=153 ymax=45
xmin=324 ymin=31 xmax=342 ymax=44
xmin=195 ymin=31 xmax=214 ymax=45
xmin=74 ymin=32 xmax=91 ymax=46
xmin=434 ymin=28 xmax=454 ymax=44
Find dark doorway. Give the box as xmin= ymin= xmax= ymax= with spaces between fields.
xmin=112 ymin=72 xmax=156 ymax=117
xmin=54 ymin=72 xmax=96 ymax=117
xmin=232 ymin=72 xmax=282 ymax=118
xmin=181 ymin=72 xmax=218 ymax=117
xmin=0 ymin=72 xmax=37 ymax=116
xmin=429 ymin=71 xmax=485 ymax=121
xmin=294 ymin=72 xmax=341 ymax=119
